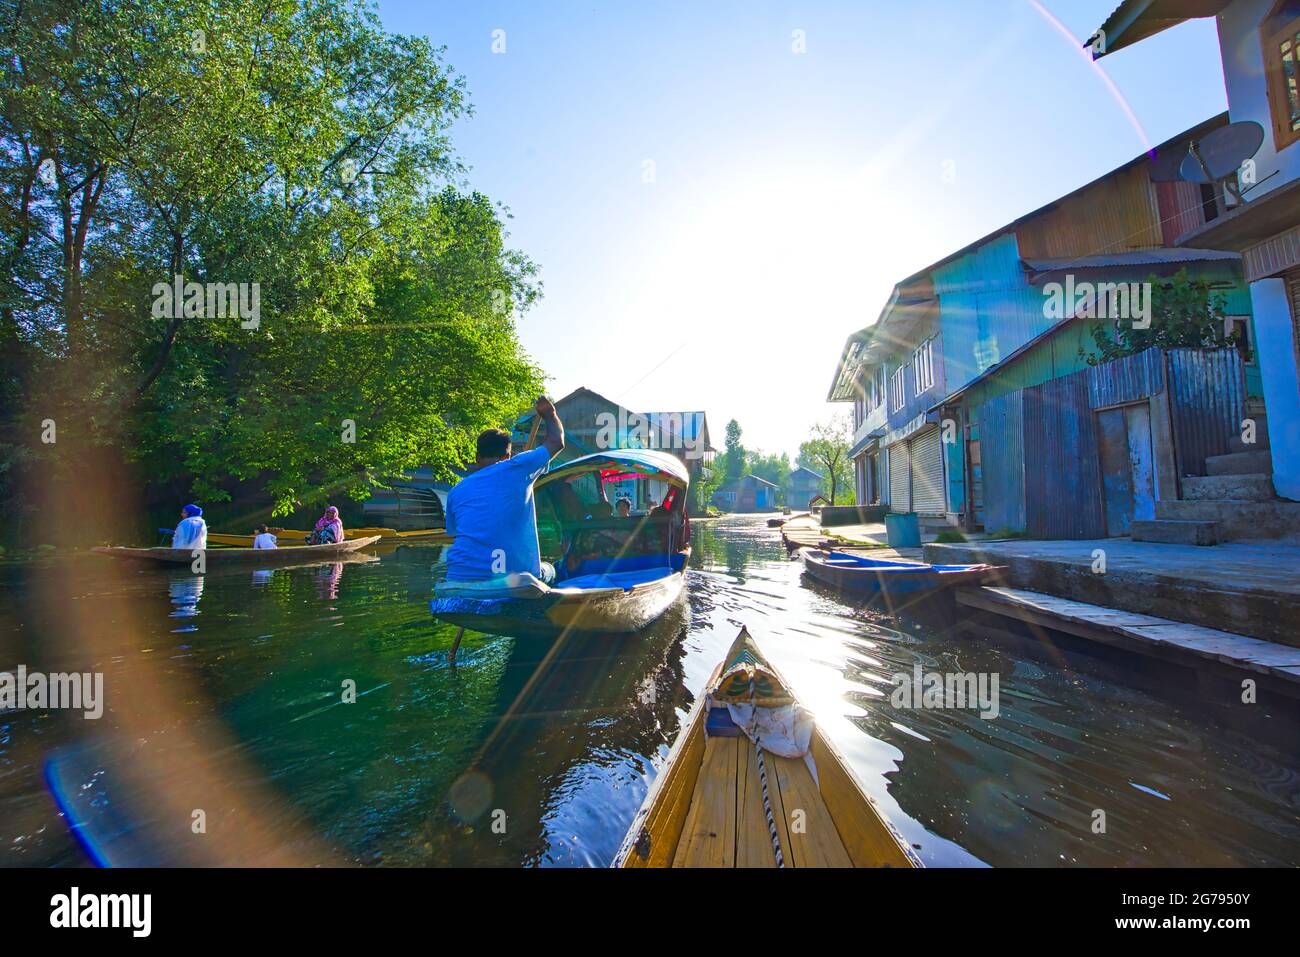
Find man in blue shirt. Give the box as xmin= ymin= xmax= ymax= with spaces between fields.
xmin=444 ymin=396 xmax=566 ymax=582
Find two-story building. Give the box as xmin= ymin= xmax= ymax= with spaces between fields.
xmin=830 ymin=115 xmax=1267 ymax=539
xmin=1089 ymin=0 xmax=1300 ymax=503
xmin=785 ymin=465 xmax=823 ymax=509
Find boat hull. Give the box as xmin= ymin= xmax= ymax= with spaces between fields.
xmin=92 ymin=535 xmax=383 ymax=567
xmin=800 ymin=549 xmax=1005 ymax=598
xmin=431 ymin=568 xmax=686 ymax=640
xmin=206 ymin=527 xmax=448 ymax=548
xmin=613 ymin=627 xmax=920 ymax=868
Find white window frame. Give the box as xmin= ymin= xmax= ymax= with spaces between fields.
xmin=889 ymin=364 xmax=907 ymax=412
xmin=913 ymin=337 xmax=935 ymax=395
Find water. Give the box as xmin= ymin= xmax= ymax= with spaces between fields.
xmin=1 ymin=515 xmax=1297 ymax=867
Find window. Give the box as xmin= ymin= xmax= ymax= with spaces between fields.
xmin=1263 ymin=2 xmax=1300 ymax=150
xmin=1225 ymin=316 xmax=1255 ymax=365
xmin=889 ymin=364 xmax=907 ymax=412
xmin=912 ymin=337 xmax=935 ymax=394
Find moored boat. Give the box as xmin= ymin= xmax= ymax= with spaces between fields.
xmin=206 ymin=526 xmax=449 ymax=547
xmin=430 ymin=449 xmax=690 ymax=641
xmin=613 ymin=626 xmax=919 ymax=868
xmin=800 ymin=548 xmax=1005 ymax=602
xmin=92 ymin=535 xmax=383 ymax=567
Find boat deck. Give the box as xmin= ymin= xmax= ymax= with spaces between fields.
xmin=674 ymin=734 xmax=852 ymax=868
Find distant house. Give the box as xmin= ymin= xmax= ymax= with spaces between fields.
xmin=513 ymin=387 xmax=716 ymax=513
xmin=785 ymin=466 xmax=823 ymax=509
xmin=713 ymin=474 xmax=779 ymax=512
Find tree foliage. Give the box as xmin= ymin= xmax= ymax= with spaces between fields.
xmin=798 ymin=415 xmax=854 ymax=505
xmin=0 ymin=0 xmax=543 ymax=531
xmin=1081 ymin=269 xmax=1245 ymax=366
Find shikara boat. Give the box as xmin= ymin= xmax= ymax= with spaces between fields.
xmin=206 ymin=526 xmax=448 ymax=547
xmin=92 ymin=535 xmax=382 ymax=567
xmin=430 ymin=449 xmax=690 ymax=640
xmin=800 ymin=548 xmax=1005 ymax=600
xmin=614 ymin=626 xmax=919 ymax=868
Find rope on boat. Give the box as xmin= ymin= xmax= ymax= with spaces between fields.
xmin=753 ymin=735 xmax=785 ymax=868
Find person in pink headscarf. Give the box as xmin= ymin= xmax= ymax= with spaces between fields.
xmin=310 ymin=506 xmax=343 ymax=545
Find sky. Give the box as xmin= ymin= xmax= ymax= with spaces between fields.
xmin=374 ymin=0 xmax=1229 ymax=459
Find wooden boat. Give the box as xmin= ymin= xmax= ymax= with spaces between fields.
xmin=92 ymin=535 xmax=382 ymax=567
xmin=614 ymin=626 xmax=919 ymax=868
xmin=206 ymin=526 xmax=448 ymax=548
xmin=430 ymin=449 xmax=690 ymax=641
xmin=800 ymin=548 xmax=1005 ymax=599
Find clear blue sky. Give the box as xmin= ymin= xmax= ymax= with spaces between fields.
xmin=375 ymin=0 xmax=1227 ymax=459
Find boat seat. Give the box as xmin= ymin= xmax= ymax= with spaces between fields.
xmin=556 ymin=566 xmax=675 ymax=592
xmin=673 ymin=732 xmax=852 ymax=868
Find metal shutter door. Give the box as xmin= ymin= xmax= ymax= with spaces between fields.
xmin=1287 ymin=269 xmax=1300 ymax=396
xmin=909 ymin=427 xmax=946 ymax=514
xmin=888 ymin=443 xmax=910 ymax=512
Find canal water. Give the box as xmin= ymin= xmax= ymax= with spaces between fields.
xmin=2 ymin=515 xmax=1297 ymax=867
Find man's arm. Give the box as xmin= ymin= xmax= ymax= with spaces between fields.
xmin=536 ymin=396 xmax=565 ymax=458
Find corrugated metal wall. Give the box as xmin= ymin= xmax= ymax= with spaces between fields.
xmin=909 ymin=428 xmax=946 ymax=514
xmin=1023 ymin=371 xmax=1106 ymax=539
xmin=889 ymin=443 xmax=910 ymax=512
xmin=1167 ymin=348 xmax=1247 ymax=479
xmin=978 ymin=389 xmax=1025 ymax=533
xmin=1088 ymin=346 xmax=1165 ymax=409
xmin=1016 ymin=164 xmax=1164 ymax=258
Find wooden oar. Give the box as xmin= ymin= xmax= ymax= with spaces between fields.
xmin=450 ymin=405 xmax=542 ymax=667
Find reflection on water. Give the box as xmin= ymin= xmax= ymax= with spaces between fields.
xmin=1 ymin=516 xmax=1297 ymax=867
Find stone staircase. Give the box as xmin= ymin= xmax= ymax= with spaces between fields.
xmin=1133 ymin=408 xmax=1300 ymax=544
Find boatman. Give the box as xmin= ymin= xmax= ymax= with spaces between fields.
xmin=444 ymin=396 xmax=566 ymax=583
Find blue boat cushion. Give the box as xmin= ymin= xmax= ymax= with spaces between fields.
xmin=560 ymin=552 xmax=687 ymax=580
xmin=705 ymin=704 xmax=743 ymax=738
xmin=554 ymin=566 xmax=676 ymax=592
xmin=433 ymin=573 xmax=549 ymax=600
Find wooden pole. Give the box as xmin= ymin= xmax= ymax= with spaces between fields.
xmin=525 ymin=414 xmax=541 ymax=450
xmin=449 ymin=626 xmax=465 ymax=666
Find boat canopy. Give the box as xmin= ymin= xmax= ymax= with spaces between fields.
xmin=537 ymin=448 xmax=690 ymax=490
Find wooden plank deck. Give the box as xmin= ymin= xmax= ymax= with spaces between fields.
xmin=957 ymin=586 xmax=1300 ymax=688
xmin=672 ymin=735 xmax=852 ymax=868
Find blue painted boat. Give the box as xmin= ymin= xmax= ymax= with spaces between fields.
xmin=799 ymin=548 xmax=1005 ymax=602
xmin=431 ymin=449 xmax=691 ymax=640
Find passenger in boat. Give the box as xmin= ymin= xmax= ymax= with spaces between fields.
xmin=171 ymin=504 xmax=208 ymax=551
xmin=615 ymin=499 xmax=632 ymax=518
xmin=309 ymin=506 xmax=343 ymax=545
xmin=252 ymin=525 xmax=277 ymax=549
xmin=444 ymin=396 xmax=566 ymax=583
xmin=652 ymin=489 xmax=690 ymax=551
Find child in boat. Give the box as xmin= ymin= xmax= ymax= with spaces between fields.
xmin=615 ymin=498 xmax=632 ymax=518
xmin=444 ymin=396 xmax=565 ymax=583
xmin=309 ymin=506 xmax=343 ymax=544
xmin=252 ymin=525 xmax=277 ymax=549
xmin=171 ymin=504 xmax=208 ymax=551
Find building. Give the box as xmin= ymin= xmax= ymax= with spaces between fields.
xmin=712 ymin=474 xmax=779 ymax=512
xmin=1088 ymin=0 xmax=1300 ymax=504
xmin=785 ymin=466 xmax=823 ymax=509
xmin=513 ymin=387 xmax=715 ymax=513
xmin=829 ymin=115 xmax=1271 ymax=540
xmin=360 ymin=467 xmax=452 ymax=529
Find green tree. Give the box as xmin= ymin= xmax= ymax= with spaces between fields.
xmin=721 ymin=419 xmax=748 ymax=482
xmin=0 ymin=0 xmax=543 ymax=532
xmin=799 ymin=415 xmax=854 ymax=505
xmin=1081 ymin=269 xmax=1245 ymax=365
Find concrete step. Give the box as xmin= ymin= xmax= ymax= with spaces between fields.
xmin=1156 ymin=499 xmax=1300 ymax=541
xmin=1131 ymin=519 xmax=1219 ymax=546
xmin=1181 ymin=474 xmax=1275 ymax=501
xmin=1206 ymin=450 xmax=1273 ymax=476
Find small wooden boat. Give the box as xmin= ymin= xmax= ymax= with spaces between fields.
xmin=614 ymin=626 xmax=919 ymax=868
xmin=800 ymin=548 xmax=1005 ymax=600
xmin=430 ymin=449 xmax=690 ymax=641
xmin=93 ymin=535 xmax=382 ymax=567
xmin=206 ymin=526 xmax=448 ymax=548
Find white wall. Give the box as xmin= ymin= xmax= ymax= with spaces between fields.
xmin=1222 ymin=0 xmax=1300 ymax=199
xmin=1247 ymin=279 xmax=1300 ymax=497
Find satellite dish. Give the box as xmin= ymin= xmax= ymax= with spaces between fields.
xmin=1179 ymin=121 xmax=1264 ymax=186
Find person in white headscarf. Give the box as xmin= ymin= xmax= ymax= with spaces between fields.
xmin=171 ymin=504 xmax=208 ymax=551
